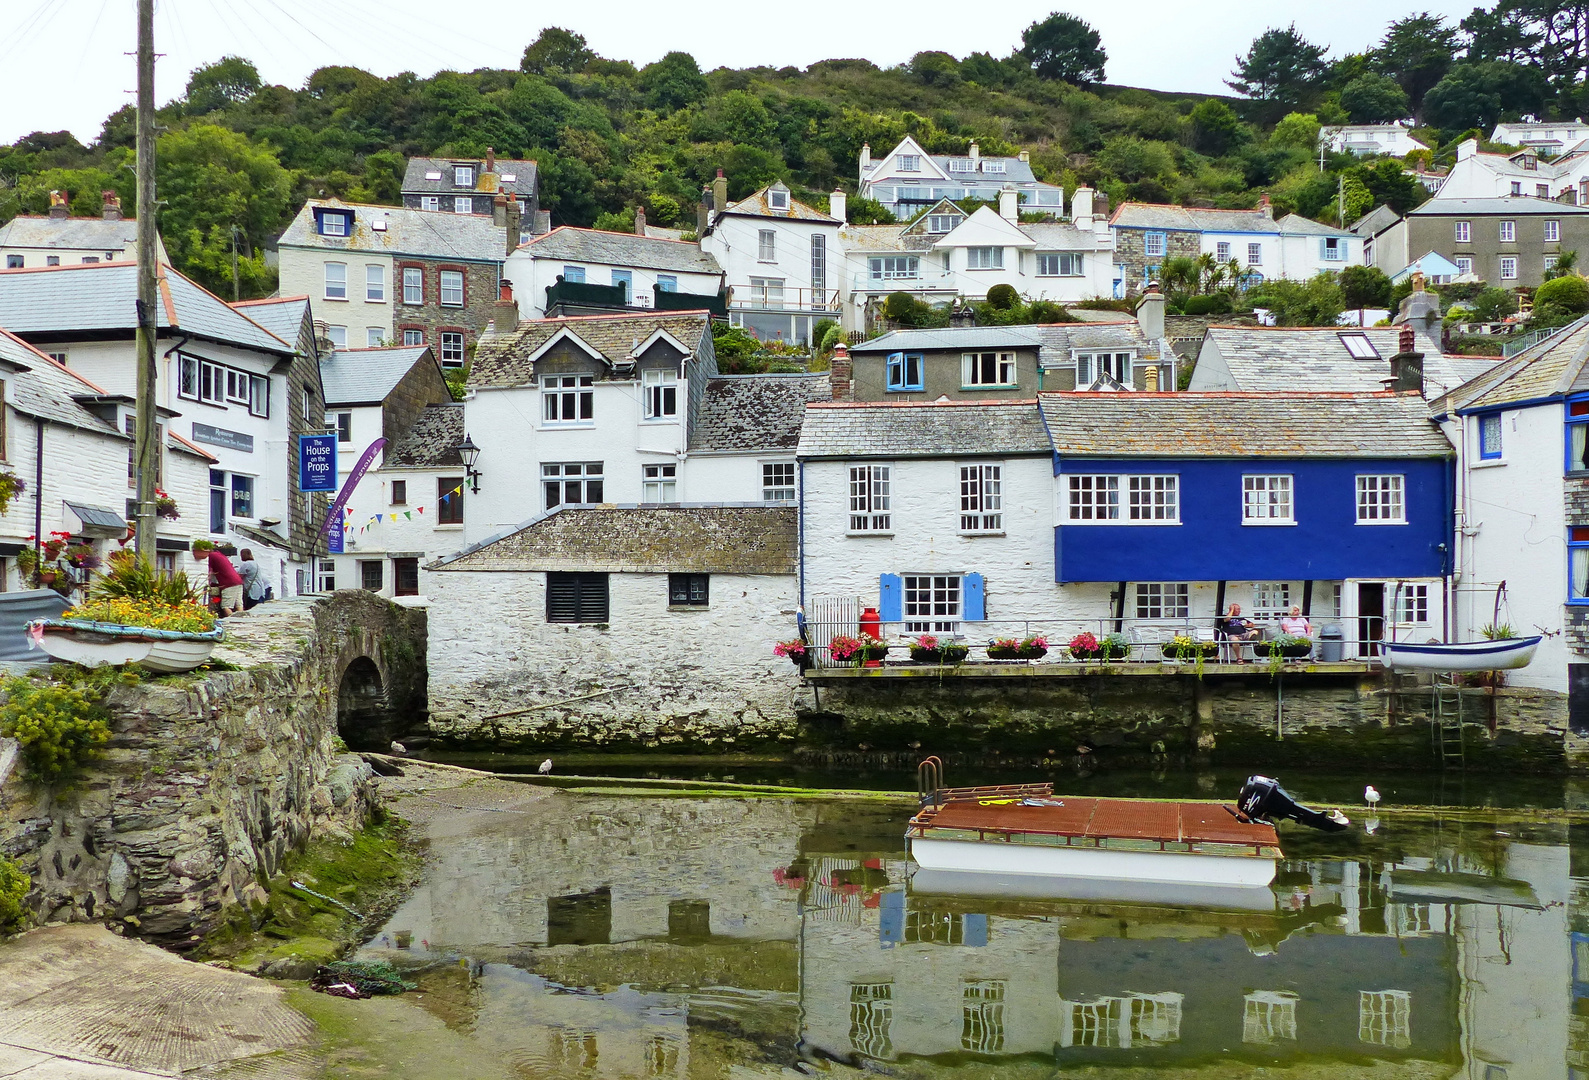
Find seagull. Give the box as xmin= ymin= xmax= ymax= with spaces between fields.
xmin=389 ymin=741 xmax=406 ymax=755
xmin=538 ymin=759 xmax=553 ymax=775
xmin=1364 ymin=785 xmax=1381 ymax=809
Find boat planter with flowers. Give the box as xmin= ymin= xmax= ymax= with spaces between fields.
xmin=1068 ymin=631 xmax=1127 ymax=662
xmin=988 ymin=635 xmax=1049 ymax=661
xmin=909 ymin=635 xmax=969 ymax=665
xmin=26 ymin=554 xmax=222 ymax=672
xmin=830 ymin=633 xmax=889 ymax=664
xmin=1266 ymin=635 xmax=1313 ymax=660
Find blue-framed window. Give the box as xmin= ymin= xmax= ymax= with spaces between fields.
xmin=1144 ymin=231 xmax=1166 ymax=258
xmin=886 ymin=352 xmax=923 ymax=392
xmin=1568 ymin=397 xmax=1589 ymax=473
xmin=1571 ymin=525 xmax=1589 ymax=603
xmin=315 ymin=209 xmax=353 ymax=237
xmin=1479 ymin=412 xmax=1503 ymax=459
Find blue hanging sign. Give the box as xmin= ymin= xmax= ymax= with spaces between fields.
xmin=299 ymin=434 xmax=339 ymax=493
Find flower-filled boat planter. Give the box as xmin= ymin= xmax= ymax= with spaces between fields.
xmin=1067 ymin=632 xmax=1127 ymax=663
xmin=27 ymin=617 xmax=225 ymax=673
xmin=1267 ymin=635 xmax=1313 ymax=660
xmin=990 ymin=635 xmax=1049 ymax=661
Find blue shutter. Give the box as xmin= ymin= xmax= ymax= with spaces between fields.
xmin=880 ymin=574 xmax=903 ymax=622
xmin=963 ymin=573 xmax=985 ymax=621
xmin=962 ymin=912 xmax=989 ymax=947
xmin=879 ymin=890 xmax=904 ymax=946
xmin=1319 ymin=238 xmax=1331 ymax=261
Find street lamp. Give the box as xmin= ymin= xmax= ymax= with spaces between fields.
xmin=458 ymin=434 xmax=482 ymax=493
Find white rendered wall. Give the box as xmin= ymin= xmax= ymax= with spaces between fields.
xmin=701 ymin=216 xmax=841 ymax=300
xmin=683 ymin=452 xmax=794 ymax=504
xmin=506 ymin=247 xmax=722 ymax=319
xmin=278 ymin=248 xmax=394 ymax=345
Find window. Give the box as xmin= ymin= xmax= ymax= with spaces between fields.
xmin=45 ymin=256 xmax=58 ymax=266
xmin=199 ymin=359 xmax=225 ymax=404
xmin=1456 ymin=256 xmax=1474 ymax=275
xmin=1510 ymin=181 xmax=1522 ymax=195
xmin=230 ymin=474 xmax=254 ymax=518
xmin=1243 ymin=992 xmax=1299 ymax=1046
xmin=1074 ymin=352 xmax=1133 ymax=385
xmin=546 ymin=572 xmax=608 ymax=623
xmin=47 ymin=352 xmax=66 ymax=365
xmin=1479 ymin=412 xmax=1503 ymax=459
xmin=420 ymin=196 xmax=440 ymax=212
xmin=643 ymin=368 xmax=678 ymax=419
xmin=542 ymin=375 xmax=594 ymax=424
xmin=451 ymin=196 xmax=470 ymax=215
xmin=178 ymin=356 xmax=199 ymax=400
xmin=318 ymin=212 xmax=349 ymax=237
xmin=655 ymin=275 xmax=676 ymax=293
xmin=769 ymin=187 xmax=790 ymax=210
xmin=949 ymin=158 xmax=974 ymax=173
xmin=1358 ymin=991 xmax=1411 ymax=1049
xmin=366 ymin=328 xmax=383 ymax=346
xmin=850 ymin=984 xmax=894 ymax=1060
xmin=1500 ymin=256 xmax=1518 ymax=280
xmin=669 ymin=573 xmax=709 ymax=606
xmin=1546 ymin=219 xmax=1561 ymax=242
xmin=360 ymin=560 xmax=384 ymax=592
xmin=394 ymin=557 xmax=419 ymax=597
xmin=326 ymin=325 xmax=347 ymax=348
xmin=402 ymin=328 xmax=424 ymax=346
xmin=324 ymin=262 xmax=347 ymax=300
xmin=454 ymin=165 xmax=474 ymax=187
xmin=748 ymin=277 xmax=784 ymax=305
xmin=967 ymin=246 xmax=1003 ymax=269
xmin=402 ymin=267 xmax=423 ymax=305
xmin=610 ymin=269 xmax=632 ymax=297
xmin=927 ymin=214 xmax=962 ymax=233
xmin=848 ymin=465 xmax=891 ymax=532
xmin=905 ymin=575 xmax=961 ymax=633
xmin=1546 ymin=254 xmax=1560 ymax=273
xmin=758 ymin=230 xmax=776 ymax=261
xmin=1570 ymin=398 xmax=1589 ymax=473
xmin=1135 ymin=583 xmax=1189 ymax=619
xmin=209 ymin=469 xmax=226 ymax=532
xmin=1068 ymin=475 xmax=1119 ymax=520
xmin=4 ymin=255 xmax=20 ymax=269
xmin=1339 ymin=333 xmax=1379 ymax=359
xmin=439 ymin=332 xmax=465 ymax=366
xmin=543 ymin=462 xmax=603 ymax=508
xmin=1216 ymin=241 xmax=1231 ymax=261
xmin=391 ymin=479 xmax=407 ymax=504
xmin=762 ymin=462 xmax=795 ymax=501
xmin=1243 ymin=474 xmax=1294 ymax=523
xmin=898 ymin=154 xmax=921 ymax=172
xmin=1455 ymin=221 xmax=1471 ymax=244
xmin=440 ymin=270 xmax=464 ymax=306
xmin=982 ymin=160 xmax=1006 ymax=175
xmin=561 ymin=265 xmax=585 ymax=283
xmin=437 ymin=477 xmax=464 ymax=524
xmin=81 ymin=256 xmax=99 ymax=264
xmin=642 ymin=462 xmax=677 ymax=502
xmin=1037 ymin=252 xmax=1083 ymax=276
xmin=1247 ymin=242 xmax=1263 ymax=266
xmin=1128 ymin=475 xmax=1178 ymax=521
xmin=963 ymin=352 xmax=1016 ymax=387
xmin=1322 ymin=237 xmax=1344 ymax=261
xmin=811 ymin=235 xmax=827 ymax=296
xmin=1356 ymin=474 xmax=1406 ymax=523
xmin=961 ymin=980 xmax=1005 ymax=1054
xmin=1399 ymin=584 xmax=1429 ymax=623
xmin=1571 ymin=525 xmax=1589 ymax=601
xmin=1144 ymin=232 xmax=1166 ymax=258
xmin=1500 ymin=220 xmax=1516 ymax=243
xmin=959 ymin=464 xmax=1002 ymax=532
xmin=365 ymin=265 xmax=384 ymax=301
xmin=870 ymin=256 xmax=919 ymax=280
xmin=886 ymin=352 xmax=923 ymax=391
xmin=1253 ymin=583 xmax=1290 ymax=620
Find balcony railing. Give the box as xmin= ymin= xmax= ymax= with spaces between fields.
xmin=1502 ymin=325 xmax=1565 ymax=357
xmin=849 ymin=268 xmax=958 ymax=292
xmin=727 ymin=285 xmax=842 ymax=312
xmin=546 ymin=279 xmax=727 ymax=318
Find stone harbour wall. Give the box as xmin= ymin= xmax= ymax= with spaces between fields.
xmin=0 ymin=591 xmax=428 ymax=947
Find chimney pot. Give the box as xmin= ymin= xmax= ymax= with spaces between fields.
xmin=486 ymin=147 xmax=495 ymax=172
xmin=493 ymin=277 xmax=519 ymax=333
xmin=634 ymin=206 xmax=647 ymax=236
xmin=1143 ymin=365 xmax=1159 ymax=391
xmin=712 ymin=173 xmax=729 ymax=224
xmin=503 ymin=193 xmax=523 ymax=256
xmin=1018 ymin=150 xmax=1029 ymax=162
xmin=47 ymin=190 xmax=68 ymax=219
xmin=1135 ymin=284 xmax=1166 ymax=342
xmin=101 ymin=190 xmax=122 ymax=220
xmin=829 ymin=341 xmax=852 ymax=401
xmin=969 ymin=141 xmax=980 ymax=161
xmin=997 ymin=184 xmax=1018 ymax=223
xmin=830 ymin=188 xmax=847 ymax=224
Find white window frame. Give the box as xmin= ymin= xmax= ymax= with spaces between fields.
xmin=1247 ymin=242 xmax=1263 ymax=266
xmin=1242 ymin=474 xmax=1294 ymax=524
xmin=439 ymin=269 xmax=464 ymax=307
xmin=1455 ymin=256 xmax=1474 ymax=276
xmin=1253 ymin=582 xmax=1291 ymax=621
xmin=959 ymin=463 xmax=1003 ymax=533
xmin=1215 ymin=241 xmax=1231 ymax=261
xmin=1356 ymin=474 xmax=1406 ymax=524
xmin=898 ymin=154 xmax=921 ymax=172
xmin=962 ymin=352 xmax=1017 ymax=388
xmin=928 ymin=214 xmax=962 ymax=233
xmin=967 ymin=246 xmax=1003 ymax=270
xmin=1322 ymin=237 xmax=1344 ymax=261
xmin=848 ymin=464 xmax=892 ymax=533
xmin=439 ymin=331 xmax=465 ymax=366
xmin=748 ymin=277 xmax=784 ymax=305
xmin=903 ymin=574 xmax=961 ymax=634
xmin=454 ymin=165 xmax=474 ymax=187
xmin=324 ymin=262 xmax=347 ymax=300
xmin=1398 ymin=584 xmax=1430 ymax=624
xmin=1454 ymin=221 xmax=1471 ymax=244
xmin=453 ymin=196 xmax=472 ymax=215
xmin=319 ymin=212 xmax=348 ymax=237
xmin=641 ymin=462 xmax=677 ymax=503
xmin=1499 ymin=220 xmax=1516 ymax=243
xmin=541 ymin=374 xmax=595 ymax=426
xmin=981 ymin=160 xmax=1006 ymax=174
xmin=642 ymin=367 xmax=678 ymax=420
xmin=1144 ymin=232 xmax=1166 ymax=258
xmin=366 ymin=327 xmax=384 ymax=347
xmin=325 ymin=325 xmax=347 ymax=348
xmin=420 ymin=196 xmax=439 ymax=212
xmin=1546 ymin=219 xmax=1561 ymax=242
xmin=402 ymin=266 xmax=423 ymax=305
xmin=1135 ymin=582 xmax=1189 ymax=619
xmin=365 ymin=264 xmax=384 ymax=302
xmin=402 ymin=328 xmax=425 ymax=347
xmin=761 ymin=461 xmax=796 ymax=502
xmin=757 ymin=230 xmax=776 ymax=262
xmin=1067 ymin=474 xmax=1119 ymax=520
xmin=1500 ymin=256 xmax=1518 ymax=280
xmin=768 ymin=188 xmax=790 ymax=211
xmin=870 ymin=256 xmax=919 ymax=280
xmin=948 ymin=159 xmax=973 ymax=173
xmin=1127 ymin=475 xmax=1179 ymax=522
xmin=1544 ymin=254 xmax=1560 ymax=274
xmin=1037 ymin=252 xmax=1083 ymax=277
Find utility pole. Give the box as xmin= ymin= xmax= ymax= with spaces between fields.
xmin=230 ymin=226 xmax=240 ymax=302
xmin=133 ymin=0 xmax=158 ymax=562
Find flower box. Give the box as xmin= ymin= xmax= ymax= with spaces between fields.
xmin=1162 ymin=639 xmax=1219 ymax=660
xmin=910 ymin=644 xmax=969 ymax=664
xmin=27 ymin=618 xmax=224 ymax=673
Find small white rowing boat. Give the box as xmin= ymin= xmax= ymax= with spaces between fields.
xmin=1381 ymin=635 xmax=1541 ymax=672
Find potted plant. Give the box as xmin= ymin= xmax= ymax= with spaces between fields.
xmin=1162 ymin=634 xmax=1219 ymax=661
xmin=1101 ymin=633 xmax=1130 ymax=661
xmin=1066 ymin=631 xmax=1101 ymax=661
xmin=154 ymin=488 xmax=179 ymax=520
xmin=1017 ymin=634 xmax=1048 ymax=660
xmin=910 ymin=634 xmax=969 ymax=664
xmin=773 ymin=639 xmax=810 ymax=669
xmin=66 ymin=543 xmax=100 ymax=570
xmin=0 ymin=471 xmax=25 ymax=514
xmin=989 ymin=635 xmax=1024 ymax=660
xmin=830 ymin=633 xmax=889 ymax=665
xmin=1272 ymin=634 xmax=1312 ymax=659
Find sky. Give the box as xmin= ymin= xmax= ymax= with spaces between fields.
xmin=1 ymin=0 xmax=1485 ymax=146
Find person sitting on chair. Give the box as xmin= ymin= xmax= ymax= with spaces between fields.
xmin=1279 ymin=605 xmax=1312 ymax=637
xmin=1220 ymin=603 xmax=1261 ymax=660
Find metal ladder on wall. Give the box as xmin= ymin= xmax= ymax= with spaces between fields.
xmin=1430 ymin=673 xmax=1466 ymax=768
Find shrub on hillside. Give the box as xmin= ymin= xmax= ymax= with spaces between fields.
xmin=1534 ymin=275 xmax=1589 ymax=315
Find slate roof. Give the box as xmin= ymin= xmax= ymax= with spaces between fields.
xmin=0 ymin=263 xmax=292 ymax=354
xmin=0 ymin=215 xmax=140 ymax=251
xmin=852 ymin=325 xmax=1043 ymax=353
xmin=433 ymin=504 xmax=797 ymax=574
xmin=1199 ymin=326 xmax=1499 ymax=395
xmin=1021 ymin=221 xmax=1107 ymax=247
xmin=690 ymin=373 xmax=831 ymax=452
xmin=1444 ymin=314 xmax=1589 ymax=412
xmin=718 ymin=186 xmax=838 ymax=223
xmin=516 ymin=226 xmax=722 ymax=275
xmin=926 ymin=156 xmax=1048 ymax=186
xmin=1037 ymin=321 xmax=1163 ymax=361
xmin=0 ymin=329 xmax=121 ymax=437
xmin=401 ymin=157 xmax=538 ymax=200
xmin=384 ymin=403 xmax=464 ymax=468
xmin=797 ymin=400 xmax=1049 ymax=458
xmin=231 ymin=296 xmax=310 ymax=353
xmin=1408 ymin=197 xmax=1589 ymax=216
xmin=1111 ymin=204 xmax=1281 ymax=233
xmin=1037 ymin=392 xmax=1452 ymax=458
xmin=470 ymin=311 xmax=712 ymax=389
xmin=277 ymin=200 xmax=509 ymax=263
xmin=1350 ymin=205 xmax=1401 ymax=239
xmin=320 ymin=345 xmax=435 ymax=406
xmin=839 ymin=224 xmax=916 ymax=252
xmin=1273 ymin=214 xmax=1356 ymax=237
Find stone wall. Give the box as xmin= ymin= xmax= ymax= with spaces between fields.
xmin=392 ymin=259 xmax=502 ymax=365
xmin=0 ymin=591 xmax=427 ymax=946
xmin=1113 ymin=229 xmax=1199 ymax=291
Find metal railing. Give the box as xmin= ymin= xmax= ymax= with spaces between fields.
xmin=726 ymin=286 xmax=842 ymax=312
xmin=1502 ymin=325 xmax=1564 ymax=357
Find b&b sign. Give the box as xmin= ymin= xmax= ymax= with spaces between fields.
xmin=299 ymin=434 xmax=339 ymax=493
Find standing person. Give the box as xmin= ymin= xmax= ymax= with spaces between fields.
xmin=238 ymin=548 xmax=265 ymax=611
xmin=194 ymin=544 xmax=244 ymax=617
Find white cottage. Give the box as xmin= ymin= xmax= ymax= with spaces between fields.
xmin=857 ymin=136 xmax=1066 ymax=222
xmin=506 ymin=226 xmax=724 ymax=319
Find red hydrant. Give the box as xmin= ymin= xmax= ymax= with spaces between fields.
xmin=859 ymin=606 xmax=883 ymax=667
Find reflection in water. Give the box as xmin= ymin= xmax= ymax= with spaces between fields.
xmin=364 ymin=794 xmax=1586 ymax=1078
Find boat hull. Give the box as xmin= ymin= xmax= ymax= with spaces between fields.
xmin=32 ymin=627 xmax=218 ymax=673
xmin=1381 ymin=635 xmax=1541 ymax=672
xmin=909 ymin=836 xmax=1277 ymax=888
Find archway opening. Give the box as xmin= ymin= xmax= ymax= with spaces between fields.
xmin=337 ymin=656 xmax=390 ymax=751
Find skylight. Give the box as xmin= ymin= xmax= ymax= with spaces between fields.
xmin=1339 ymin=333 xmax=1380 ymax=360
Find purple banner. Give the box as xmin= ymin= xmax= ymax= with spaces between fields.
xmin=318 ymin=438 xmax=386 ymax=541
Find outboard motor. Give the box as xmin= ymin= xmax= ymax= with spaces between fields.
xmin=1238 ymin=775 xmax=1349 ymax=832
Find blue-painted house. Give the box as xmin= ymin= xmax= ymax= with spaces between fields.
xmin=1037 ymin=391 xmax=1455 ymax=656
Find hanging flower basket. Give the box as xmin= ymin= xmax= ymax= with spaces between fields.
xmin=1162 ymin=635 xmax=1220 ymax=660
xmin=154 ymin=488 xmax=180 ymax=520
xmin=773 ymin=639 xmax=812 ymax=670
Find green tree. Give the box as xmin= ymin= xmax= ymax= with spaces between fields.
xmin=1546 ymin=250 xmax=1580 ymax=281
xmin=1227 ymin=26 xmax=1329 ymax=119
xmin=1534 ymin=274 xmax=1589 ymax=313
xmin=1324 ymin=174 xmax=1374 ymax=225
xmin=184 ymin=56 xmax=262 ymax=115
xmin=360 ymin=150 xmax=405 ymax=204
xmin=1249 ymin=273 xmax=1345 ymax=326
xmin=521 ymin=27 xmax=596 ymax=76
xmin=1096 ymin=136 xmax=1175 ymax=183
xmin=1339 ymin=74 xmax=1410 ymax=124
xmin=1349 ymin=158 xmax=1426 ymax=214
xmin=845 ymin=196 xmax=896 ymax=225
xmin=908 ymin=51 xmax=961 ymax=87
xmin=641 ymin=52 xmax=709 ymax=113
xmin=1372 ymin=13 xmax=1459 ymax=112
xmin=1270 ymin=111 xmax=1321 ymax=150
xmin=1188 ymin=99 xmax=1245 ymax=156
xmin=1339 ymin=264 xmax=1392 ymax=309
xmin=1422 ymin=62 xmax=1547 ymax=134
xmin=1469 ymin=287 xmax=1518 ymax=322
xmin=1019 ymin=13 xmax=1108 ymax=84
xmin=985 ymin=283 xmax=1019 ymax=310
xmin=961 ymin=51 xmax=1016 ymax=88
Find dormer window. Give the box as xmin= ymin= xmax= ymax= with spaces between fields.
xmin=982 ymin=160 xmax=1006 ymax=174
xmin=898 ymin=154 xmax=921 ymax=172
xmin=454 ymin=165 xmax=475 ymax=187
xmin=1521 ymin=155 xmax=1537 ymax=170
xmin=315 ymin=209 xmax=353 ymax=237
xmin=501 ymin=173 xmax=517 ymax=182
xmin=948 ymin=159 xmax=973 ymax=173
xmin=928 ymin=214 xmax=963 ymax=233
xmin=768 ymin=187 xmax=790 ymax=211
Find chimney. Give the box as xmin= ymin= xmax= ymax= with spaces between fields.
xmin=48 ymin=190 xmax=68 ymax=219
xmin=713 ymin=170 xmax=729 ymax=223
xmin=1457 ymin=138 xmax=1478 ymax=161
xmin=830 ymin=188 xmax=847 ymax=224
xmin=313 ymin=319 xmax=334 ymax=354
xmin=1143 ymin=364 xmax=1159 ymax=392
xmin=698 ymin=186 xmax=711 ymax=235
xmin=1018 ymin=150 xmax=1030 ymax=163
xmin=998 ymin=184 xmax=1018 ymax=223
xmin=485 ymin=146 xmax=495 ymax=173
xmin=492 ymin=193 xmax=507 ymax=227
xmin=634 ymin=205 xmax=647 ymax=236
xmin=101 ymin=190 xmax=122 ymax=220
xmin=830 ymin=341 xmax=852 ymax=401
xmin=533 ymin=209 xmax=551 ymax=236
xmin=859 ymin=142 xmax=871 ymax=173
xmin=969 ymin=141 xmax=980 ymax=162
xmin=1388 ymin=333 xmax=1425 ymax=395
xmin=1071 ymin=185 xmax=1094 ymax=230
xmin=493 ymin=279 xmax=519 ymax=334
xmin=1136 ymin=283 xmax=1166 ymax=341
xmin=504 ymin=195 xmax=523 ymax=256
xmin=1257 ymin=193 xmax=1272 ymax=219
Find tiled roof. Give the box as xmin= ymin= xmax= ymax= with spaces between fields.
xmin=925 ymin=156 xmax=1047 ymax=186
xmin=0 ymin=263 xmax=291 ymax=354
xmin=470 ymin=311 xmax=711 ymax=389
xmin=1020 ymin=221 xmax=1105 ymax=247
xmin=320 ymin=345 xmax=435 ymax=406
xmin=852 ymin=325 xmax=1043 ymax=353
xmin=401 ymin=157 xmax=538 ymax=200
xmin=0 ymin=215 xmax=140 ymax=251
xmin=1037 ymin=321 xmax=1161 ymax=360
xmin=797 ymin=399 xmax=1049 ymax=458
xmin=515 ymin=226 xmax=722 ymax=275
xmin=838 ymin=224 xmax=915 ymax=252
xmin=1198 ymin=326 xmax=1498 ymax=395
xmin=384 ymin=403 xmax=464 ymax=468
xmin=0 ymin=329 xmax=121 ymax=437
xmin=1037 ymin=391 xmax=1452 ymax=457
xmin=1448 ymin=314 xmax=1589 ymax=411
xmin=690 ymin=373 xmax=831 ymax=452
xmin=433 ymin=504 xmax=796 ymax=574
xmin=231 ymin=296 xmax=310 ymax=352
xmin=1409 ymin=197 xmax=1589 ymax=216
xmin=719 ymin=186 xmax=838 ymax=223
xmin=277 ymin=200 xmax=509 ymax=262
